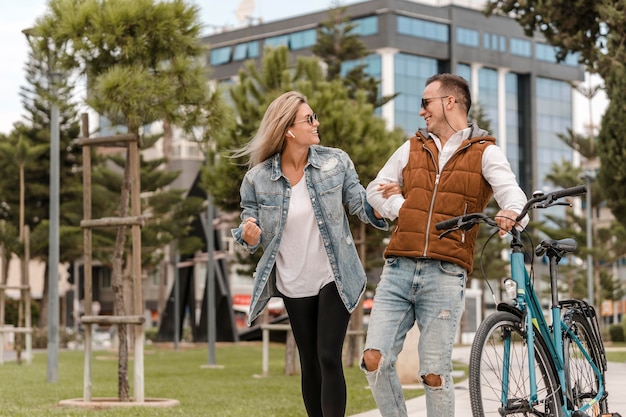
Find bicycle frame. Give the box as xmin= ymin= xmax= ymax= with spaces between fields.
xmin=505 ymin=228 xmax=605 ymax=416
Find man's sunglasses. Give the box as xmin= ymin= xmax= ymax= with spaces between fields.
xmin=421 ymin=96 xmax=451 ymax=109
xmin=293 ymin=113 xmax=318 ymax=125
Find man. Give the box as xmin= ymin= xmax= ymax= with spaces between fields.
xmin=362 ymin=73 xmax=528 ymax=416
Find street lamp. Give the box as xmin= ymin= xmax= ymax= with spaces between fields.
xmin=22 ymin=27 xmax=61 ymax=383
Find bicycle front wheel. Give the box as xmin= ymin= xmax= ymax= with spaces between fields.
xmin=469 ymin=311 xmax=563 ymax=416
xmin=563 ymin=311 xmax=608 ymax=415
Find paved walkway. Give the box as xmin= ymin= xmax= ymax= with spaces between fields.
xmin=350 ymin=345 xmax=626 ymax=417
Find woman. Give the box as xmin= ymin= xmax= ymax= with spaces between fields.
xmin=231 ymin=91 xmax=389 ymax=417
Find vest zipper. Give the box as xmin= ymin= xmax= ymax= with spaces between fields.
xmin=423 ymin=139 xmax=473 ymax=256
xmin=461 ymin=202 xmax=468 ymax=243
xmin=423 ymin=144 xmax=440 ymax=257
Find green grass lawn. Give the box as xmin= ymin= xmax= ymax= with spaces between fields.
xmin=0 ymin=342 xmax=429 ymax=417
xmin=5 ymin=341 xmax=619 ymax=417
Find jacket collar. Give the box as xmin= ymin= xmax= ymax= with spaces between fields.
xmin=269 ymin=146 xmax=322 ymax=181
xmin=416 ymin=124 xmax=491 ymax=142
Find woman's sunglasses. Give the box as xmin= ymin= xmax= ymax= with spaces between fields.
xmin=293 ymin=113 xmax=318 ymax=125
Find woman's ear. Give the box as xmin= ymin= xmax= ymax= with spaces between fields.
xmin=287 ymin=130 xmax=295 ymax=138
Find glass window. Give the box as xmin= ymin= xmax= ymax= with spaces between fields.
xmin=535 ymin=77 xmax=573 ymax=193
xmin=457 ymin=27 xmax=479 ymax=47
xmin=233 ymin=43 xmax=247 ymax=61
xmin=536 ymin=43 xmax=579 ymax=66
xmin=210 ymin=46 xmax=232 ymax=66
xmin=394 ymin=53 xmax=438 ymax=135
xmin=510 ymin=38 xmax=532 ymax=57
xmin=341 ymin=54 xmax=382 ymax=116
xmin=536 ymin=43 xmax=557 ymax=63
xmin=98 ymin=266 xmax=112 ymax=289
xmin=484 ymin=33 xmax=507 ymax=52
xmin=352 ymin=16 xmax=378 ymax=36
xmin=456 ymin=63 xmax=471 ymax=83
xmin=478 ymin=67 xmax=499 ymax=136
xmin=397 ymin=16 xmax=449 ymax=43
xmin=563 ymin=52 xmax=579 ymax=66
xmin=264 ymin=35 xmax=289 ymax=48
xmin=233 ymin=41 xmax=259 ymax=61
xmin=499 ymin=36 xmax=507 ymax=52
xmin=290 ymin=29 xmax=317 ymax=50
xmin=264 ymin=30 xmax=316 ymax=51
xmin=505 ymin=73 xmax=520 ymax=178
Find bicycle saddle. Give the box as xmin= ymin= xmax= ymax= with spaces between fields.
xmin=535 ymin=237 xmax=578 ymax=258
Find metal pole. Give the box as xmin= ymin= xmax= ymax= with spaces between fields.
xmin=173 ymin=244 xmax=179 ymax=350
xmin=73 ymin=261 xmax=79 ymax=334
xmin=586 ymin=174 xmax=594 ymax=307
xmin=47 ymin=75 xmax=60 ymax=383
xmin=207 ymin=197 xmax=216 ymax=365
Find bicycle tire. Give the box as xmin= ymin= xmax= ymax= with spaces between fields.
xmin=469 ymin=311 xmax=563 ymax=416
xmin=563 ymin=311 xmax=609 ymax=415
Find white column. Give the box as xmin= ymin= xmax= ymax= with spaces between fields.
xmin=377 ymin=47 xmax=399 ymax=130
xmin=470 ymin=63 xmax=482 ymax=105
xmin=497 ymin=67 xmax=508 ymax=153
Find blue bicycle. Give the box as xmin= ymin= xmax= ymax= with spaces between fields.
xmin=436 ymin=185 xmax=622 ymax=417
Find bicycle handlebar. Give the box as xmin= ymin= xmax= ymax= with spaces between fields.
xmin=435 ymin=185 xmax=587 ymax=233
xmin=515 ymin=184 xmax=587 ymax=222
xmin=435 ymin=213 xmax=496 ymax=231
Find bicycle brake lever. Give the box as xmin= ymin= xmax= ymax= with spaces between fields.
xmin=438 ymin=227 xmax=458 ymax=239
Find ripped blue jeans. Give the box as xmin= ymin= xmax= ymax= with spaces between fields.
xmin=361 ymin=256 xmax=467 ymax=417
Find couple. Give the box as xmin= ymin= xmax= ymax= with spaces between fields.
xmin=232 ymin=73 xmax=527 ymax=417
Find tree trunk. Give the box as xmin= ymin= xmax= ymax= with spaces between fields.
xmin=112 ymin=146 xmax=133 ymax=401
xmin=344 ymin=222 xmax=367 ymax=367
xmin=284 ymin=330 xmax=299 ymax=375
xmin=39 ymin=265 xmax=49 ymax=328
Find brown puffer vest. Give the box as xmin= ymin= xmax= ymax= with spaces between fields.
xmin=384 ymin=131 xmax=495 ymax=273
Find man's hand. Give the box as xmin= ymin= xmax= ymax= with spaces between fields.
xmin=495 ymin=209 xmax=519 ymax=236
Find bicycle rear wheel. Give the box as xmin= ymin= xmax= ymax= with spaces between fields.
xmin=469 ymin=311 xmax=563 ymax=416
xmin=563 ymin=310 xmax=608 ymax=415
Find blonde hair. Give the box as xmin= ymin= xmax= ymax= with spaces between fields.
xmin=233 ymin=91 xmax=307 ymax=167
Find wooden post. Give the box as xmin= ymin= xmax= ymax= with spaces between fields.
xmin=129 ymin=138 xmax=144 ymax=402
xmin=81 ymin=113 xmax=93 ymax=401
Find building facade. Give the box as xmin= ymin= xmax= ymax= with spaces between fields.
xmin=205 ymin=0 xmax=585 ymax=194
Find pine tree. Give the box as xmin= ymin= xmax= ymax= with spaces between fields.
xmin=33 ymin=0 xmax=222 ymax=401
xmin=312 ymin=5 xmax=395 ymax=107
xmin=484 ymin=0 xmax=626 ymax=230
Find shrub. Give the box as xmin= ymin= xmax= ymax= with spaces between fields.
xmin=608 ymin=324 xmax=625 ymax=343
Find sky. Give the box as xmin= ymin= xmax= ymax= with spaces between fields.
xmin=0 ymin=0 xmax=606 ymax=136
xmin=0 ymin=0 xmax=360 ymax=136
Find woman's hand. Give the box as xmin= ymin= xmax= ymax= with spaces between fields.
xmin=242 ymin=217 xmax=262 ymax=245
xmin=377 ymin=183 xmax=402 ymax=199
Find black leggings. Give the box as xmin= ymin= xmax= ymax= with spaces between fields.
xmin=282 ymin=282 xmax=351 ymax=417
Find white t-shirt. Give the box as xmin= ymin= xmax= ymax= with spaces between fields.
xmin=276 ymin=179 xmax=334 ymax=298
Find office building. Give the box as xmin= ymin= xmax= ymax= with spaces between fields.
xmin=205 ymin=0 xmax=585 ymax=194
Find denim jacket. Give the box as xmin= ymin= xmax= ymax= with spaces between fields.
xmin=232 ymin=145 xmax=388 ymax=325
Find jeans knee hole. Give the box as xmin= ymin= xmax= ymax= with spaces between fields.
xmin=422 ymin=374 xmax=442 ymax=388
xmin=363 ymin=349 xmax=383 ymax=372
